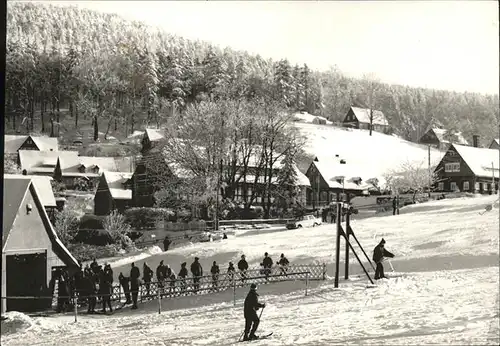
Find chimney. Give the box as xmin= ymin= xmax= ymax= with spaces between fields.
xmin=473 ymin=135 xmax=479 ymax=148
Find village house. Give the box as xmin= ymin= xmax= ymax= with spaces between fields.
xmin=489 ymin=138 xmax=499 ymax=150
xmin=4 ymin=174 xmax=58 ymax=221
xmin=4 ymin=135 xmax=59 ymax=158
xmin=94 ymin=171 xmax=134 ymax=215
xmin=18 ymin=150 xmax=79 ymax=177
xmin=2 ymin=178 xmax=80 ymax=314
xmin=342 ymin=106 xmax=389 ymax=133
xmin=305 ymin=156 xmax=374 ymax=208
xmin=418 ymin=126 xmax=469 ymax=150
xmin=54 ymin=155 xmax=134 ymax=189
xmin=141 ymin=128 xmax=166 ymax=154
xmin=433 ymin=143 xmax=499 ymax=194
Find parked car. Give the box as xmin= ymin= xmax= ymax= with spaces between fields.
xmin=286 ymin=214 xmax=322 ymax=229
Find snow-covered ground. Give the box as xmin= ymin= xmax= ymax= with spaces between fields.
xmin=2 ymin=196 xmax=499 ymax=345
xmin=295 ymin=122 xmax=444 ymax=185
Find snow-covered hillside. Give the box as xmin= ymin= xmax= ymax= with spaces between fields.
xmin=295 ymin=122 xmax=444 ymax=186
xmin=2 ymin=195 xmax=499 ymax=345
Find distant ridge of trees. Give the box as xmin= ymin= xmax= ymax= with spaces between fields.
xmin=5 ymin=1 xmax=499 ymax=144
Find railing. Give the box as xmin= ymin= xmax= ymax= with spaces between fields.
xmin=79 ymin=264 xmax=326 ymax=305
xmin=2 ymin=264 xmax=326 ymax=322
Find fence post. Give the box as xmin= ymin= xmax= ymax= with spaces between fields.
xmin=322 ymin=263 xmax=326 ymax=280
xmin=158 ymin=285 xmax=161 ymax=315
xmin=305 ymin=272 xmax=309 ymax=297
xmin=73 ymin=291 xmax=78 ymax=323
xmin=233 ymin=278 xmax=236 ymax=306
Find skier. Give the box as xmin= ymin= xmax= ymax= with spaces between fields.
xmin=227 ymin=261 xmax=236 ymax=286
xmin=143 ymin=262 xmax=154 ymax=298
xmin=277 ymin=253 xmax=289 ymax=275
xmin=118 ymin=272 xmax=132 ymax=304
xmin=243 ymin=283 xmax=266 ymax=341
xmin=130 ymin=262 xmax=140 ymax=309
xmin=223 ymin=233 xmax=228 ymax=239
xmin=372 ymin=238 xmax=395 ymax=280
xmin=178 ymin=262 xmax=188 ymax=295
xmin=238 ymin=255 xmax=249 ymax=283
xmin=261 ymin=252 xmax=273 ymax=279
xmin=190 ymin=257 xmax=203 ymax=293
xmin=210 ymin=261 xmax=220 ymax=291
xmin=86 ymin=272 xmax=97 ymax=314
xmin=163 ymin=236 xmax=172 ymax=252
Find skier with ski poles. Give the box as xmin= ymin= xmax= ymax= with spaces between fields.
xmin=277 ymin=253 xmax=289 ymax=276
xmin=372 ymin=238 xmax=395 ymax=280
xmin=242 ymin=283 xmax=266 ymax=341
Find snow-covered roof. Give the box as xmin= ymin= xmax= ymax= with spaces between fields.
xmin=293 ymin=111 xmax=333 ymax=125
xmin=295 ymin=166 xmax=310 ymax=186
xmin=490 ymin=138 xmax=499 ymax=148
xmin=452 ymin=144 xmax=499 ymax=179
xmin=102 ymin=171 xmax=133 ymax=200
xmin=19 ymin=150 xmax=79 ymax=174
xmin=432 ymin=128 xmax=469 ymax=145
xmin=145 ymin=128 xmax=165 ymax=142
xmin=3 ymin=174 xmax=57 ymax=208
xmin=349 ymin=106 xmax=388 ymax=126
xmin=312 ymin=159 xmax=374 ymax=192
xmin=4 ymin=135 xmax=59 ymax=153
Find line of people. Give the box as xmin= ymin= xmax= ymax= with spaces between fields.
xmin=114 ymin=252 xmax=291 ymax=309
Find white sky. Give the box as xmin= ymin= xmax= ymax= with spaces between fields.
xmin=28 ymin=1 xmax=499 ymax=94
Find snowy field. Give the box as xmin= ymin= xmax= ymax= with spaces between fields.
xmin=295 ymin=122 xmax=444 ymax=184
xmin=2 ymin=195 xmax=499 ymax=345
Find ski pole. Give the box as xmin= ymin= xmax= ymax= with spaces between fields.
xmin=388 ymin=260 xmax=395 ymax=272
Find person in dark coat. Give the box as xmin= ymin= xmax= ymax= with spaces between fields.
xmin=227 ymin=261 xmax=236 ymax=285
xmin=321 ymin=208 xmax=328 ymax=223
xmin=156 ymin=261 xmax=165 ymax=291
xmin=143 ymin=262 xmax=154 ymax=297
xmin=372 ymin=238 xmax=395 ymax=280
xmin=130 ymin=262 xmax=140 ymax=309
xmin=101 ymin=265 xmax=113 ymax=312
xmin=243 ymin=283 xmax=266 ymax=341
xmin=178 ymin=262 xmax=188 ymax=294
xmin=261 ymin=252 xmax=273 ymax=279
xmin=86 ymin=273 xmax=97 ymax=314
xmin=210 ymin=261 xmax=220 ymax=290
xmin=392 ymin=197 xmax=399 ymax=215
xmin=238 ymin=255 xmax=249 ymax=283
xmin=277 ymin=253 xmax=289 ymax=275
xmin=163 ymin=236 xmax=172 ymax=251
xmin=90 ymin=259 xmax=99 ymax=274
xmin=330 ymin=205 xmax=336 ymax=224
xmin=118 ymin=272 xmax=132 ymax=304
xmin=223 ymin=233 xmax=228 ymax=239
xmin=190 ymin=257 xmax=203 ymax=293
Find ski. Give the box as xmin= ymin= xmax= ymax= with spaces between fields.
xmin=239 ymin=332 xmax=273 ymax=342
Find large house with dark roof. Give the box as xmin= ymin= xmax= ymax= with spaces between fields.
xmin=1 ymin=178 xmax=79 ymax=314
xmin=342 ymin=106 xmax=389 ymax=133
xmin=434 ymin=143 xmax=499 ymax=193
xmin=94 ymin=172 xmax=134 ymax=215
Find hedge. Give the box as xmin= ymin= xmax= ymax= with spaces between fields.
xmin=124 ymin=207 xmax=175 ymax=230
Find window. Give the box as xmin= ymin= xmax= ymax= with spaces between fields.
xmin=475 ymin=182 xmax=480 ymax=191
xmin=450 ymin=182 xmax=457 ymax=191
xmin=463 ymin=181 xmax=470 ymax=191
xmin=438 ymin=182 xmax=444 ymax=191
xmin=444 ymin=162 xmax=460 ymax=172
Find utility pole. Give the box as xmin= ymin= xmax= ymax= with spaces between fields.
xmin=428 ymin=145 xmax=431 ymax=198
xmin=492 ymin=161 xmax=495 ymax=194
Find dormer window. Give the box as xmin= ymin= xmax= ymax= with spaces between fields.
xmin=78 ymin=164 xmax=86 ymax=173
xmin=92 ymin=166 xmax=100 ymax=173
